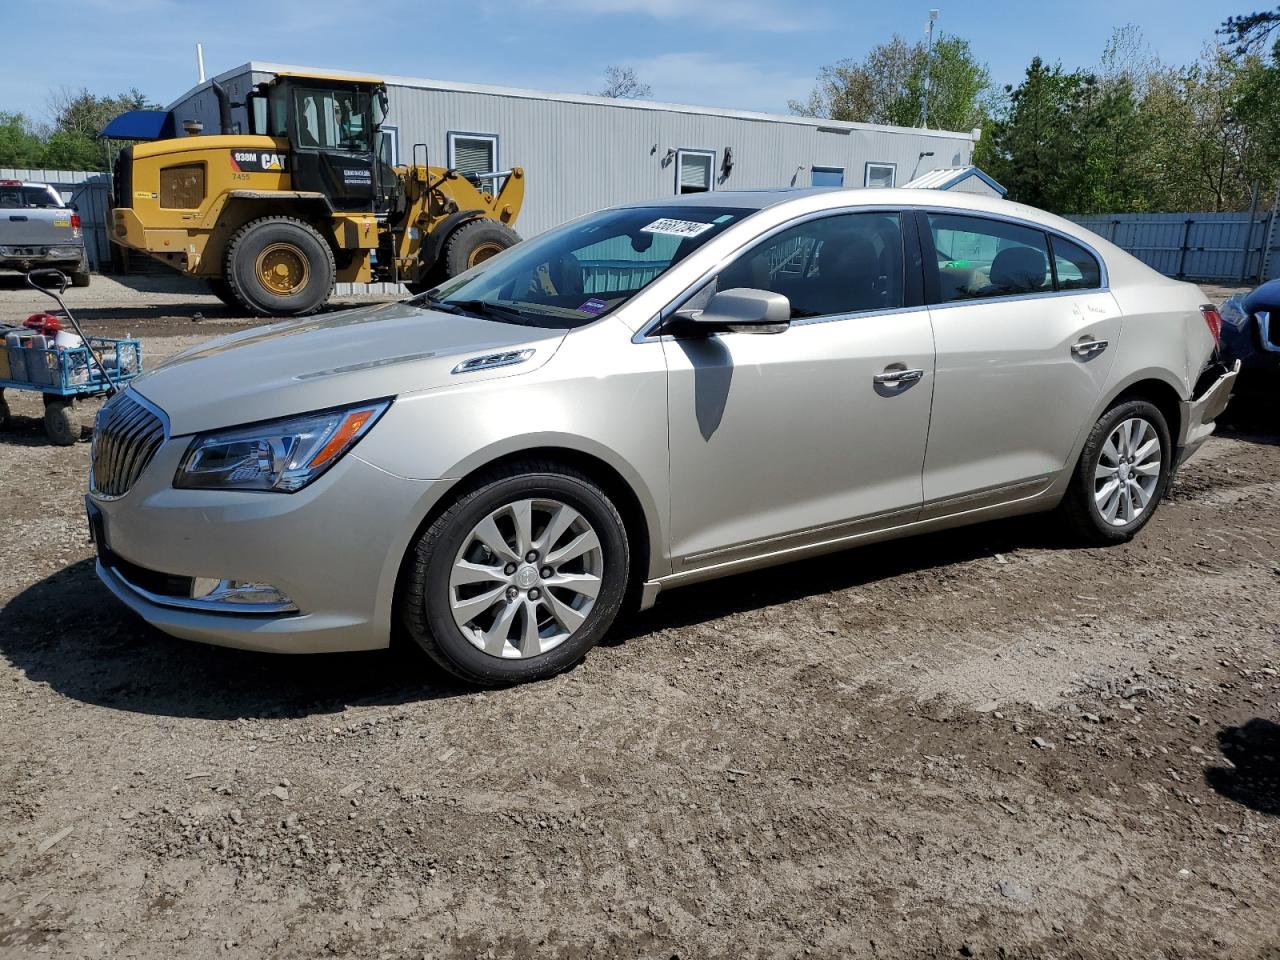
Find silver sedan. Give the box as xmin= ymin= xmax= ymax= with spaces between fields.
xmin=87 ymin=189 xmax=1237 ymax=685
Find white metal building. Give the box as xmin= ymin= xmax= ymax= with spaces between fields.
xmin=169 ymin=62 xmax=981 ymax=238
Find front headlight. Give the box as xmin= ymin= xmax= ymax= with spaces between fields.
xmin=175 ymin=399 xmax=390 ymax=492
xmin=1220 ymin=294 xmax=1249 ymax=332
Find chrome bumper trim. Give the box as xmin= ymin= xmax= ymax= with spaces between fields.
xmin=99 ymin=559 xmax=299 ymax=615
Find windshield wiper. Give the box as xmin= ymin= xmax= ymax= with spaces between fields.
xmin=423 ymin=297 xmax=529 ymax=324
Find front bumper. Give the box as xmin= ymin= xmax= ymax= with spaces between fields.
xmin=90 ymin=436 xmax=445 ymax=654
xmin=1177 ymin=359 xmax=1240 ymax=465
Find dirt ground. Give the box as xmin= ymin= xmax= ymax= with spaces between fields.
xmin=0 ymin=277 xmax=1277 ymax=959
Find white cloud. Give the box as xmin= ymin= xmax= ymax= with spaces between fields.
xmin=621 ymin=51 xmax=813 ymax=113
xmin=527 ymin=0 xmax=817 ymax=33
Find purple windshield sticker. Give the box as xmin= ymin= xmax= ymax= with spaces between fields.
xmin=578 ymin=298 xmax=608 ymax=314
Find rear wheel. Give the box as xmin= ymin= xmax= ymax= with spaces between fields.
xmin=0 ymin=390 xmax=10 ymax=430
xmin=225 ymin=217 xmax=335 ymax=317
xmin=70 ymin=270 xmax=91 ymax=288
xmin=1059 ymin=399 xmax=1171 ymax=544
xmin=440 ymin=219 xmax=520 ymax=278
xmin=399 ymin=462 xmax=629 ymax=687
xmin=42 ymin=396 xmax=79 ymax=446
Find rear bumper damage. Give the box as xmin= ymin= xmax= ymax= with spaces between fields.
xmin=1177 ymin=359 xmax=1240 ymax=466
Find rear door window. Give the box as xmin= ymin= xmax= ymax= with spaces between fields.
xmin=927 ymin=213 xmax=1051 ymax=302
xmin=1051 ymin=235 xmax=1103 ymax=290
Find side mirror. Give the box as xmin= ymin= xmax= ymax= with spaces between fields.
xmin=671 ymin=287 xmax=790 ymax=336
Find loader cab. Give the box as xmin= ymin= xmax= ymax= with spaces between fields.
xmin=247 ymin=73 xmax=398 ymax=214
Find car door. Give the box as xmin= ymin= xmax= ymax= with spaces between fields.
xmin=917 ymin=211 xmax=1123 ymax=513
xmin=662 ymin=210 xmax=936 ymax=570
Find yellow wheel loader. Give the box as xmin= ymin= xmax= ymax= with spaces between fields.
xmin=107 ymin=71 xmax=524 ymax=316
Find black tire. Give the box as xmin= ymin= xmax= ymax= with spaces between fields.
xmin=0 ymin=391 xmax=10 ymax=431
xmin=71 ymin=270 xmax=91 ymax=288
xmin=399 ymin=461 xmax=630 ymax=687
xmin=206 ymin=277 xmax=240 ymax=309
xmin=224 ymin=217 xmax=335 ymax=317
xmin=1059 ymin=398 xmax=1172 ymax=545
xmin=43 ymin=397 xmax=79 ymax=446
xmin=440 ymin=219 xmax=520 ymax=278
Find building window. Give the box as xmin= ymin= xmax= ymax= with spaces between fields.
xmin=811 ymin=166 xmax=844 ymax=187
xmin=864 ymin=162 xmax=896 ymax=189
xmin=448 ymin=131 xmax=499 ymax=188
xmin=378 ymin=125 xmax=400 ymax=167
xmin=675 ymin=149 xmax=715 ymax=194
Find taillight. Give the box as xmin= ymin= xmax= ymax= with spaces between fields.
xmin=70 ymin=213 xmax=81 ymax=229
xmin=1200 ymin=304 xmax=1222 ymax=344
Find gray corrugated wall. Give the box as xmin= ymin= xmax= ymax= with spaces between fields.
xmin=168 ymin=69 xmax=974 ymax=239
xmin=385 ymin=83 xmax=973 ymax=237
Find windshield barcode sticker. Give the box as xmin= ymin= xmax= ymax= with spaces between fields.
xmin=641 ymin=218 xmax=714 ymax=238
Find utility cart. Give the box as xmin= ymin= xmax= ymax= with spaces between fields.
xmin=0 ymin=272 xmax=142 ymax=445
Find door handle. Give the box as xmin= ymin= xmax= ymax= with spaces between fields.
xmin=874 ymin=367 xmax=925 ymax=385
xmin=1071 ymin=337 xmax=1109 ymax=359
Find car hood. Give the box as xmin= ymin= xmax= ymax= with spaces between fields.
xmin=131 ymin=300 xmax=568 ymax=435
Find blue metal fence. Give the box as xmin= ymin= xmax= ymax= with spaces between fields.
xmin=1066 ymin=210 xmax=1280 ymax=284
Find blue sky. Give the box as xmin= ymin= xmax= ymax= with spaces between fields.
xmin=1 ymin=0 xmax=1248 ymax=122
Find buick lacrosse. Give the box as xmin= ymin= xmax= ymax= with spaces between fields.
xmin=88 ymin=189 xmax=1236 ymax=685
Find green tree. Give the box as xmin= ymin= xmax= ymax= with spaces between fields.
xmin=48 ymin=87 xmax=155 ymax=138
xmin=1220 ymin=7 xmax=1280 ymax=52
xmin=0 ymin=112 xmax=47 ymax=168
xmin=0 ymin=87 xmax=158 ymax=170
xmin=975 ymin=58 xmax=1093 ymax=211
xmin=790 ymin=33 xmax=991 ymax=131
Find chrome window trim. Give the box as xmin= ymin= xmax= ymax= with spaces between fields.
xmin=927 ymin=287 xmax=1111 ymax=313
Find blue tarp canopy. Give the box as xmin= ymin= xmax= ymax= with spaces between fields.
xmin=101 ymin=110 xmax=177 ymax=141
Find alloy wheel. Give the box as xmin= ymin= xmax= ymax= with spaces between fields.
xmin=1093 ymin=416 xmax=1162 ymax=526
xmin=448 ymin=498 xmax=604 ymax=658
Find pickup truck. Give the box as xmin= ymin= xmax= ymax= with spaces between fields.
xmin=0 ymin=180 xmax=90 ymax=287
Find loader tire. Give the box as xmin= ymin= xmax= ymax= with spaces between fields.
xmin=206 ymin=277 xmax=240 ymax=310
xmin=225 ymin=217 xmax=335 ymax=318
xmin=441 ymin=219 xmax=520 ymax=278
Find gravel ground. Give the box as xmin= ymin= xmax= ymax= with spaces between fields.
xmin=0 ymin=277 xmax=1277 ymax=959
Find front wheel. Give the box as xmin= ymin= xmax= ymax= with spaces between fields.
xmin=1059 ymin=399 xmax=1171 ymax=544
xmin=399 ymin=463 xmax=630 ymax=687
xmin=43 ymin=396 xmax=80 ymax=446
xmin=224 ymin=217 xmax=336 ymax=317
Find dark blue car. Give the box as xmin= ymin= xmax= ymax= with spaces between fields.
xmin=1220 ymin=279 xmax=1280 ymax=390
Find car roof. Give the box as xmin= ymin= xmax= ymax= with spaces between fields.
xmin=622 ymin=188 xmax=836 ymax=211
xmin=624 ymin=187 xmax=1099 ymax=239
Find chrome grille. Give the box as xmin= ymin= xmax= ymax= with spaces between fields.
xmin=91 ymin=392 xmax=165 ymax=498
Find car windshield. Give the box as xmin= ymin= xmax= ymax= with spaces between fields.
xmin=0 ymin=186 xmax=61 ymax=209
xmin=419 ymin=205 xmax=755 ymax=328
